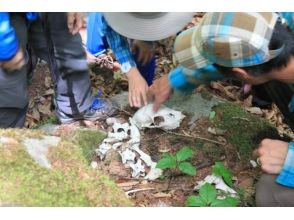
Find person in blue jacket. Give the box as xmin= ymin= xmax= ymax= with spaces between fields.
xmin=0 ymin=12 xmax=117 ymax=128
xmin=148 ymin=12 xmax=294 ymax=206
xmin=86 ymin=12 xmax=193 ymax=108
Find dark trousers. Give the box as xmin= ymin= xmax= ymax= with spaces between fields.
xmin=256 ymin=174 xmax=294 ymax=206
xmin=0 ymin=13 xmax=93 ymax=128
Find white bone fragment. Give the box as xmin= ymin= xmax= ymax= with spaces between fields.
xmin=106 ymin=117 xmax=120 ymax=126
xmin=130 ymin=159 xmax=145 ymax=178
xmin=129 ymin=118 xmax=141 ymax=142
xmin=195 ymin=174 xmax=237 ymax=195
xmin=144 ymin=162 xmax=163 ymax=180
xmin=112 ymin=142 xmax=123 ymax=150
xmin=131 ymin=145 xmax=153 ymax=167
xmin=95 ymin=142 xmax=112 ymax=160
xmin=119 ymin=149 xmax=136 ymax=164
xmin=113 ymin=122 xmax=130 ymax=133
xmin=90 ymin=161 xmax=98 ymax=169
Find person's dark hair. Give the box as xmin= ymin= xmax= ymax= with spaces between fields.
xmin=214 ymin=21 xmax=294 ymax=76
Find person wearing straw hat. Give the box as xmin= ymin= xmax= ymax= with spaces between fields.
xmin=147 ymin=12 xmax=294 ymax=206
xmin=102 ymin=12 xmax=193 ymax=108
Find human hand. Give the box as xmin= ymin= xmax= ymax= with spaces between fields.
xmin=67 ymin=12 xmax=84 ymax=35
xmin=126 ymin=68 xmax=149 ymax=107
xmin=147 ymin=74 xmax=173 ymax=112
xmin=132 ymin=40 xmax=155 ymax=66
xmin=1 ymin=48 xmax=25 ymax=72
xmin=255 ymin=139 xmax=289 ymax=174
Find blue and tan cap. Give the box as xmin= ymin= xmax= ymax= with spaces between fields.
xmin=174 ymin=12 xmax=283 ymax=69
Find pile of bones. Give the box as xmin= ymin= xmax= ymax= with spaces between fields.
xmin=93 ymin=104 xmax=185 ymax=180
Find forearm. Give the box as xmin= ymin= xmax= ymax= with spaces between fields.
xmin=168 ymin=64 xmax=225 ymax=94
xmin=276 ymin=142 xmax=294 ymax=187
xmin=0 ymin=13 xmax=19 ymax=61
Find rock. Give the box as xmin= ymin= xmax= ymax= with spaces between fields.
xmin=165 ymin=93 xmax=220 ymax=129
xmin=111 ymin=92 xmax=129 ymax=109
xmin=38 ymin=124 xmax=59 ymax=135
xmin=22 ymin=135 xmax=61 ymax=169
xmin=0 ymin=128 xmax=131 ymax=206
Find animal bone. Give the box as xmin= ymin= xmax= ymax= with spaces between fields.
xmin=119 ymin=149 xmax=136 ymax=164
xmin=132 ymin=104 xmax=185 ymax=130
xmin=144 ymin=162 xmax=163 ymax=180
xmin=130 ymin=159 xmax=145 ymax=178
xmin=95 ymin=142 xmax=112 ymax=160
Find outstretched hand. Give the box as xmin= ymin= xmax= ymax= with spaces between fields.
xmin=147 ymin=75 xmax=173 ymax=112
xmin=126 ymin=68 xmax=149 ymax=108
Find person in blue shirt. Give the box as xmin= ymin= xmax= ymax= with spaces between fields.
xmin=147 ymin=12 xmax=294 ymax=206
xmin=85 ymin=12 xmax=156 ymax=108
xmin=86 ymin=12 xmax=193 ymax=108
xmin=0 ymin=12 xmax=117 ymax=127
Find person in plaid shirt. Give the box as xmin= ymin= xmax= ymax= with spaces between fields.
xmin=148 ymin=12 xmax=294 ymax=206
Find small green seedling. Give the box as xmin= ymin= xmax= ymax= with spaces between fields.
xmin=186 ymin=162 xmax=239 ymax=207
xmin=156 ymin=147 xmax=196 ymax=176
xmin=212 ymin=162 xmax=233 ymax=187
xmin=186 ymin=183 xmax=238 ymax=207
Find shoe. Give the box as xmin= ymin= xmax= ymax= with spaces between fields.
xmin=83 ymin=97 xmax=118 ymax=121
xmin=55 ymin=96 xmax=118 ymax=124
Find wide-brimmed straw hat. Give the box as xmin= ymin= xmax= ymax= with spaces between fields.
xmin=103 ymin=12 xmax=194 ymax=41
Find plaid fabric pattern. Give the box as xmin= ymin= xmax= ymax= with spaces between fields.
xmin=276 ymin=142 xmax=294 ymax=187
xmin=280 ymin=12 xmax=294 ymax=32
xmin=102 ymin=17 xmax=136 ymax=68
xmin=174 ymin=12 xmax=282 ymax=69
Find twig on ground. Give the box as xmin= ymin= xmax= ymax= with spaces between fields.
xmin=114 ymin=106 xmax=133 ymax=116
xmin=125 ymin=188 xmax=155 ymax=197
xmin=160 ymin=128 xmax=225 ymax=145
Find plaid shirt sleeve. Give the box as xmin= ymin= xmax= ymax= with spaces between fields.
xmin=102 ymin=18 xmax=136 ymax=68
xmin=276 ymin=142 xmax=294 ymax=187
xmin=168 ymin=64 xmax=225 ymax=94
xmin=280 ymin=12 xmax=294 ymax=32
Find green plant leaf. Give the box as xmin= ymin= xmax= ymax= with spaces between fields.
xmin=210 ymin=196 xmax=239 ymax=207
xmin=199 ymin=183 xmax=217 ymax=205
xmin=179 ymin=162 xmax=196 ymax=176
xmin=212 ymin=162 xmax=233 ymax=187
xmin=186 ymin=196 xmax=206 ymax=207
xmin=176 ymin=147 xmax=194 ymax=162
xmin=156 ymin=155 xmax=177 ymax=169
xmin=209 ymin=111 xmax=216 ymax=121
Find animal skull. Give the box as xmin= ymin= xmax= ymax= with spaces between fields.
xmin=132 ymin=104 xmax=185 ymax=130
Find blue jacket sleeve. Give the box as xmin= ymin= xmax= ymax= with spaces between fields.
xmin=0 ymin=12 xmax=19 ymax=61
xmin=168 ymin=65 xmax=225 ymax=94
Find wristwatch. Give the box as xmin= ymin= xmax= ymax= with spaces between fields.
xmin=121 ymin=61 xmax=136 ymax=74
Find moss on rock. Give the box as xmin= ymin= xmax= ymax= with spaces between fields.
xmin=213 ymin=102 xmax=285 ymax=161
xmin=0 ymin=129 xmax=131 ymax=206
